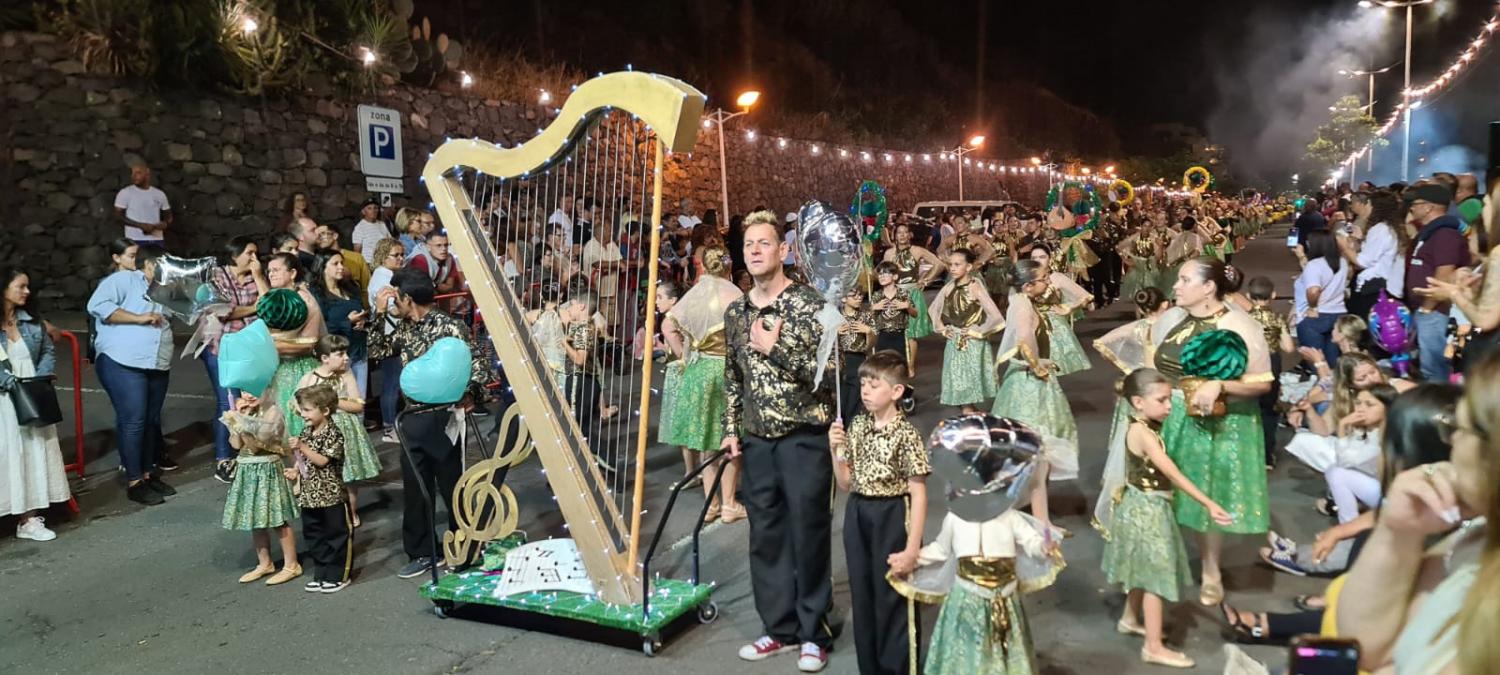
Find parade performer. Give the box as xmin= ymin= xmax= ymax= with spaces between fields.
xmin=724 ymin=212 xmax=837 ymax=671
xmin=1045 ymin=182 xmax=1101 ymax=281
xmin=261 ymin=253 xmax=326 ymax=441
xmin=827 ymin=351 xmax=930 ymax=675
xmin=938 ymin=217 xmax=997 ymax=294
xmin=1152 ymin=257 xmax=1273 ymax=605
xmin=664 ymin=247 xmax=745 ymax=522
xmin=1118 ymin=226 xmax=1164 ymax=302
xmin=838 ymin=288 xmax=876 ymax=425
xmin=1162 ymin=219 xmax=1207 ymax=300
xmin=873 ymin=262 xmax=915 ymax=357
xmin=295 ymin=335 xmax=380 ymax=527
xmin=1025 ymin=247 xmax=1094 ymax=376
xmin=289 ymin=384 xmax=353 ymax=593
xmin=993 ymin=259 xmax=1080 ymax=531
xmin=652 ymin=281 xmax=694 ymax=487
xmin=1092 ymin=288 xmax=1172 ymax=531
xmin=882 ymin=223 xmax=944 ymax=375
xmin=1100 ymin=368 xmax=1233 ymax=669
xmin=930 ymin=249 xmax=1005 ymax=414
xmin=220 ymin=390 xmax=301 ymax=586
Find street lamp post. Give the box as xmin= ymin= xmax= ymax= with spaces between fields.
xmin=1339 ymin=61 xmax=1398 ymax=172
xmin=1360 ymin=0 xmax=1431 ymax=181
xmin=703 ymin=90 xmax=760 ymax=220
xmin=948 ymin=135 xmax=986 ymax=200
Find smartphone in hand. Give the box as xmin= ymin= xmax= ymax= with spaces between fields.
xmin=1289 ymin=635 xmax=1359 ymax=675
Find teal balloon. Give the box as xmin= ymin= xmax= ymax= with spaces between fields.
xmin=219 ymin=321 xmax=278 ymax=396
xmin=400 ymin=337 xmax=472 ymax=404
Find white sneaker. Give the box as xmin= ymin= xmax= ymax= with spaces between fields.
xmin=797 ymin=643 xmax=828 ymax=672
xmin=17 ymin=516 xmax=57 ymax=542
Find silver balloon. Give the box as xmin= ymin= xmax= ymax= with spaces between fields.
xmin=928 ymin=414 xmax=1044 ymax=523
xmin=795 ymin=200 xmax=863 ymax=300
xmin=146 ymin=255 xmax=221 ymax=323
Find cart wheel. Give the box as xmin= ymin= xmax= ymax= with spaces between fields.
xmin=433 ymin=601 xmax=453 ymax=619
xmin=696 ymin=601 xmax=719 ymax=624
xmin=642 ymin=633 xmax=662 ymax=657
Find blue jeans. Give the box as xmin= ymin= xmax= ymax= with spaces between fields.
xmin=1413 ymin=309 xmax=1452 ymax=382
xmin=1296 ymin=312 xmax=1345 ymax=366
xmin=379 ymin=356 xmax=402 ymax=428
xmin=201 ymin=350 xmax=237 ymax=461
xmin=95 ymin=353 xmax=170 ymax=481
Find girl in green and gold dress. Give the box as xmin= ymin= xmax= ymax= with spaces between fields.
xmin=1118 ymin=228 xmax=1164 ymax=302
xmin=661 ymin=248 xmax=746 ymax=522
xmin=882 ymin=223 xmax=944 ymax=376
xmin=930 ymin=248 xmax=1005 ymax=414
xmin=993 ymin=260 xmax=1080 ymax=532
xmin=1100 ymin=368 xmax=1233 ymax=670
xmin=297 ymin=335 xmax=381 ymax=527
xmin=220 ymin=391 xmax=301 ymax=586
xmin=260 ymin=254 xmax=326 ymax=443
xmin=653 ymin=282 xmax=689 ymax=484
xmin=1152 ymin=257 xmax=1273 ymax=606
xmin=1025 ymin=247 xmax=1093 ymax=377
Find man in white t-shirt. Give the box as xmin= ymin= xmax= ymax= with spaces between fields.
xmin=351 ymin=198 xmax=392 ymax=264
xmin=581 ymin=219 xmax=623 ymax=328
xmin=548 ymin=196 xmax=574 ymax=239
xmin=114 ymin=164 xmax=172 ymax=246
xmin=676 ymin=197 xmax=701 ymax=233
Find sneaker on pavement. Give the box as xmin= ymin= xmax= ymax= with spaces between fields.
xmin=157 ymin=455 xmax=181 ymax=472
xmin=1267 ymin=530 xmax=1296 ymax=555
xmin=1262 ymin=548 xmax=1308 ymax=577
xmin=127 ymin=482 xmax=166 ymax=506
xmin=214 ymin=459 xmax=237 ymax=484
xmin=320 ymin=580 xmax=350 ymax=594
xmin=304 ymin=581 xmax=324 ymax=593
xmin=797 ymin=643 xmax=828 ymax=672
xmin=16 ymin=516 xmax=57 ymax=542
xmin=738 ymin=636 xmax=797 ymax=662
xmin=381 ymin=428 xmax=399 ymax=444
xmin=145 ymin=475 xmax=177 ymax=496
xmin=397 ymin=557 xmax=438 ymax=579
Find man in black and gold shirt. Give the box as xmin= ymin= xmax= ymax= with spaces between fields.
xmin=371 ymin=266 xmax=488 ymax=580
xmin=723 ymin=210 xmax=837 ymax=671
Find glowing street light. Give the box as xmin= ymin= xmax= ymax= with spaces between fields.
xmin=968 ymin=135 xmax=986 ymax=148
xmin=706 ymin=88 xmax=765 ymax=217
xmin=948 ymin=134 xmax=989 ymax=200
xmin=1358 ymin=0 xmax=1434 ymax=181
xmin=1030 ymin=156 xmax=1042 ymax=165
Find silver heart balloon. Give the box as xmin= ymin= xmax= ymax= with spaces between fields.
xmin=146 ymin=255 xmax=221 ymax=323
xmin=795 ymin=200 xmax=863 ymax=301
xmin=928 ymin=414 xmax=1044 ymax=523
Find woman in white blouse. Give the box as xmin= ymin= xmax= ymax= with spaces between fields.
xmin=1341 ymin=190 xmax=1406 ymax=320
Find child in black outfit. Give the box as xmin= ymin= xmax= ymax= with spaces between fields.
xmin=828 ymin=351 xmax=931 ymax=674
xmin=290 ymin=384 xmax=352 ymax=593
xmin=838 ymin=287 xmax=875 ymax=425
xmin=1246 ymin=276 xmax=1295 ymax=469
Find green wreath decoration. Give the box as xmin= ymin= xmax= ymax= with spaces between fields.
xmin=1044 ymin=181 xmax=1101 ymax=237
xmin=1109 ymin=178 xmax=1135 ymax=206
xmin=850 ymin=180 xmax=889 ymax=243
xmin=1183 ymin=166 xmax=1213 ymax=194
xmin=1181 ymin=329 xmax=1248 ymax=381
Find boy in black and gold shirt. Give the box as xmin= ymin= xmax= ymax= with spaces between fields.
xmin=828 ymin=351 xmax=931 ymax=675
xmin=291 ymin=384 xmax=351 ymax=593
xmin=838 ymin=288 xmax=875 ymax=425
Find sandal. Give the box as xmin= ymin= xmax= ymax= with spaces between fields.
xmin=704 ymin=505 xmax=720 ymax=523
xmin=1293 ymin=594 xmax=1327 ymax=612
xmin=720 ymin=504 xmax=747 ymax=524
xmin=1217 ymin=602 xmax=1274 ymax=645
xmin=238 ymin=564 xmax=276 ymax=583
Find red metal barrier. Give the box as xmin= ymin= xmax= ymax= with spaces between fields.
xmin=56 ymin=330 xmax=84 ymax=515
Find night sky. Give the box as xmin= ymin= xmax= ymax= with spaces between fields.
xmin=428 ymin=0 xmax=1498 ymax=183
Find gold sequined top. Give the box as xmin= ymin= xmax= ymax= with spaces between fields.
xmin=296 ymin=422 xmax=346 ymax=509
xmin=840 ymin=306 xmax=874 ymax=353
xmin=1129 ymin=236 xmax=1156 ymax=260
xmin=892 ymin=246 xmax=922 ymax=286
xmin=566 ymin=322 xmax=596 ymax=375
xmin=723 ymin=282 xmax=835 ymax=439
xmin=693 ymin=326 xmax=728 ymax=357
xmin=1248 ymin=305 xmax=1288 ymax=349
xmin=941 ymin=279 xmax=984 ymax=328
xmin=845 ymin=412 xmax=931 ymax=497
xmin=1126 ymin=423 xmax=1169 ymax=493
xmin=1153 ymin=307 xmax=1230 ymax=383
xmin=871 ymin=289 xmax=909 ymax=334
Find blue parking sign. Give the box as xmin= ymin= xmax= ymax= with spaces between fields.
xmin=357 ymin=104 xmax=403 ymax=178
xmin=369 ymin=124 xmax=396 ymax=160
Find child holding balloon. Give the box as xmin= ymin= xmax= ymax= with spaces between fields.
xmin=220 ymin=390 xmax=301 ymax=586
xmin=1099 ymin=368 xmax=1232 ymax=669
xmin=296 ymin=335 xmax=381 ymax=527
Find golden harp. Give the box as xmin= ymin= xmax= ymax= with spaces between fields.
xmin=421 ymin=71 xmax=705 ymax=607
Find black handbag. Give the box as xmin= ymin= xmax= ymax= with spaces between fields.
xmin=10 ymin=375 xmax=62 ymax=427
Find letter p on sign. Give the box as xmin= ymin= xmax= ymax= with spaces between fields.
xmin=369 ymin=124 xmax=395 ymax=160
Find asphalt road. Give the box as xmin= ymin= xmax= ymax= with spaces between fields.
xmin=1 ymin=223 xmax=1325 ymax=674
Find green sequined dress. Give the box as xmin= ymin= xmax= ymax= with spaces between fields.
xmin=1101 ymin=442 xmax=1193 ymax=602
xmin=992 ymin=311 xmax=1079 ymax=480
xmin=268 ymin=354 xmax=318 ymax=441
xmin=926 ymin=579 xmax=1036 ymax=675
xmin=939 ymin=279 xmax=998 ymax=406
xmin=659 ymin=326 xmax=728 ymax=452
xmin=1119 ymin=236 xmax=1162 ymax=301
xmin=1035 ymin=288 xmax=1090 ymax=376
xmin=892 ymin=246 xmax=934 ymax=339
xmin=1154 ymin=312 xmax=1269 ymax=534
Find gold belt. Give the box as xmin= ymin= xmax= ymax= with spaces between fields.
xmin=958 ymin=557 xmax=1018 ymax=654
